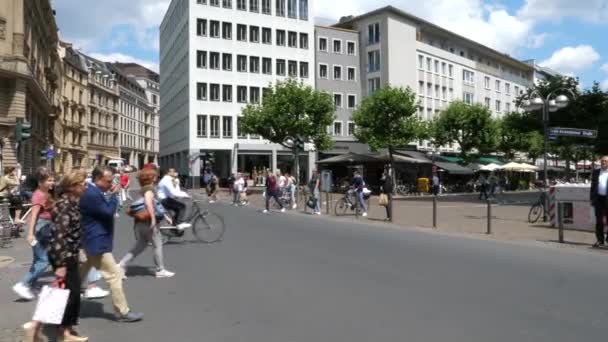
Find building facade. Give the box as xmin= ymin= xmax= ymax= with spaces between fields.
xmin=160 ymin=0 xmax=315 ymax=185
xmin=523 ymin=59 xmax=562 ymax=85
xmin=0 ymin=0 xmax=61 ymax=172
xmin=110 ymin=63 xmax=159 ymax=168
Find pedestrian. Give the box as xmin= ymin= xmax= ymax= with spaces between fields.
xmin=120 ymin=169 xmax=132 ymax=201
xmin=590 ymin=156 xmax=608 ymax=247
xmin=431 ymin=172 xmax=440 ymax=196
xmin=478 ymin=174 xmax=489 ymax=200
xmin=228 ymin=173 xmax=236 ymax=197
xmin=209 ymin=174 xmax=219 ymax=203
xmin=79 ymin=167 xmax=144 ymax=323
xmin=285 ymin=172 xmax=296 ymax=209
xmin=263 ymin=169 xmax=285 ymax=214
xmin=308 ymin=170 xmax=321 ymax=215
xmin=23 ymin=169 xmax=89 ymax=342
xmin=351 ymin=170 xmax=368 ymax=217
xmin=241 ymin=179 xmax=249 ymax=205
xmin=0 ymin=166 xmax=25 ymax=224
xmin=12 ymin=167 xmax=55 ymax=301
xmin=119 ymin=168 xmax=174 ymax=278
xmin=233 ymin=173 xmax=244 ymax=205
xmin=380 ymin=170 xmax=394 ymax=221
xmin=488 ymin=172 xmax=498 ymax=198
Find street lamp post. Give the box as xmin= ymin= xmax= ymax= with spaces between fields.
xmin=521 ymin=89 xmax=575 ymax=221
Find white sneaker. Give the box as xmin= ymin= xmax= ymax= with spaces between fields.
xmin=281 ymin=208 xmax=286 ymax=213
xmin=12 ymin=282 xmax=35 ymax=300
xmin=84 ymin=286 xmax=110 ymax=299
xmin=155 ymin=269 xmax=175 ymax=278
xmin=292 ymin=204 xmax=297 ymax=209
xmin=177 ymin=223 xmax=192 ymax=230
xmin=209 ymin=200 xmax=215 ymax=204
xmin=114 ymin=212 xmax=120 ymax=218
xmin=362 ymin=212 xmax=368 ymax=217
xmin=316 ymin=212 xmax=321 ymax=215
xmin=262 ymin=209 xmax=269 ymax=214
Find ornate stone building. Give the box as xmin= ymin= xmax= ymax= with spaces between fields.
xmin=0 ymin=0 xmax=61 ymax=172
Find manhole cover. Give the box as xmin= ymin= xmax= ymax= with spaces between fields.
xmin=0 ymin=256 xmax=15 ymax=269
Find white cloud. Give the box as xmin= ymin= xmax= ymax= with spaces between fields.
xmin=518 ymin=0 xmax=608 ymax=23
xmin=539 ymin=45 xmax=600 ymax=73
xmin=601 ymin=79 xmax=608 ymax=91
xmin=602 ymin=63 xmax=608 ymax=73
xmin=88 ymin=52 xmax=158 ymax=72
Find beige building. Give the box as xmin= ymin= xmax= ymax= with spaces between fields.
xmin=0 ymin=0 xmax=62 ymax=172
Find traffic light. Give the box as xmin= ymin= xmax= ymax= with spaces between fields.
xmin=15 ymin=121 xmax=32 ymax=143
xmin=295 ymin=136 xmax=305 ymax=151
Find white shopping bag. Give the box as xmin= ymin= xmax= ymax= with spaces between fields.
xmin=32 ymin=283 xmax=70 ymax=325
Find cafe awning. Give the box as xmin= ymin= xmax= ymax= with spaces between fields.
xmin=434 ymin=162 xmax=474 ymax=175
xmin=477 ymin=157 xmax=504 ymax=165
xmin=316 ymin=152 xmax=380 ymax=164
xmin=437 ymin=155 xmax=463 ymax=163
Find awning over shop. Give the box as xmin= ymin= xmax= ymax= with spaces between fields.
xmin=477 ymin=157 xmax=504 ymax=165
xmin=316 ymin=152 xmax=380 ymax=164
xmin=434 ymin=161 xmax=474 ymax=175
xmin=398 ymin=150 xmax=433 ymax=163
xmin=372 ymin=151 xmax=431 ymax=164
xmin=437 ymin=155 xmax=463 ymax=163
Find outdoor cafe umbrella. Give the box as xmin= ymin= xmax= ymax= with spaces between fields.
xmin=480 ymin=163 xmax=501 ymax=171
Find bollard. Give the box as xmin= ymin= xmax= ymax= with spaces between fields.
xmin=486 ymin=199 xmax=492 ymax=235
xmin=432 ymin=195 xmax=437 ymax=228
xmin=326 ymin=192 xmax=330 ymax=215
xmin=558 ymin=201 xmax=564 ymax=243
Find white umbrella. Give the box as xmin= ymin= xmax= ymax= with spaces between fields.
xmin=499 ymin=162 xmax=524 ymax=171
xmin=480 ymin=163 xmax=501 ymax=171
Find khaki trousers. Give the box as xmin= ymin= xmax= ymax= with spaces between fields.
xmin=80 ymin=252 xmax=130 ymax=315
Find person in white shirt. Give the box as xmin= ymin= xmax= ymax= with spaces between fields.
xmin=157 ymin=168 xmax=191 ymax=229
xmin=232 ymin=173 xmax=245 ymax=205
xmin=590 ymin=156 xmax=608 ymax=247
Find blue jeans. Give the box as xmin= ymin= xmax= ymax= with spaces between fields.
xmin=21 ymin=219 xmax=51 ymax=287
xmin=356 ymin=191 xmax=368 ymax=213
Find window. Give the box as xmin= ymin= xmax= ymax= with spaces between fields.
xmin=237 ymin=55 xmax=247 ymax=72
xmin=506 ymin=102 xmax=511 ymax=112
xmin=249 ymin=56 xmax=260 ymax=73
xmin=514 ymin=86 xmax=520 ymax=96
xmin=263 ymin=87 xmax=271 ymax=102
xmin=496 ymin=100 xmax=501 ymax=112
xmin=368 ymin=78 xmax=380 ymax=94
xmin=197 ymin=83 xmax=207 ymax=100
xmin=210 ymin=84 xmax=220 ymax=101
xmin=442 ymin=62 xmax=446 ymax=75
xmin=333 ymin=65 xmax=342 ymax=80
xmin=418 ymin=55 xmax=424 ymax=69
xmin=262 ymin=58 xmax=272 ymax=74
xmin=287 ymin=0 xmax=296 ymax=18
xmin=427 ymin=83 xmax=432 ymax=96
xmin=495 ymin=80 xmax=501 ymax=92
xmin=250 ymin=87 xmax=260 ymax=103
xmin=333 ymin=93 xmax=342 ymax=108
xmin=237 ymin=24 xmax=247 ymax=41
xmin=418 ymin=81 xmax=424 ymax=95
xmin=484 ymin=76 xmax=490 ymax=89
xmin=237 ymin=86 xmax=247 ymax=103
xmin=210 ymin=116 xmax=220 ymax=137
xmin=368 ymin=22 xmax=380 ymax=45
xmin=448 ymin=64 xmax=453 ymax=77
xmin=249 ymin=0 xmax=259 ymax=12
xmin=288 ymin=60 xmax=297 ymax=77
xmin=333 ymin=121 xmax=343 ymax=136
xmin=276 ymin=0 xmax=285 ymax=16
xmin=197 ymin=19 xmax=207 ymax=36
xmin=505 ymin=83 xmax=511 ymax=95
xmin=442 ymin=87 xmax=447 ymax=100
xmin=237 ymin=0 xmax=247 ymax=10
xmin=276 ymin=30 xmax=286 ymax=46
xmin=425 ymin=57 xmax=432 ymax=72
xmin=347 ymin=67 xmax=356 ymax=81
xmin=348 ymin=122 xmax=355 ymax=136
xmin=347 ymin=95 xmax=356 ymax=108
xmin=210 ymin=52 xmax=220 ymax=69
xmin=319 ymin=64 xmax=328 ymax=78
xmin=435 ymin=85 xmax=440 ymax=98
xmin=211 ymin=0 xmax=219 ymax=6
xmin=222 ymin=85 xmax=233 ymax=102
xmin=299 ymin=33 xmax=308 ymax=49
xmin=463 ymin=92 xmax=474 ymax=104
xmin=347 ymin=41 xmax=356 ymax=55
xmin=237 ymin=117 xmax=246 ymax=138
xmin=262 ymin=0 xmax=271 ymax=14
xmin=319 ymin=37 xmax=327 ymax=52
xmin=250 ymin=26 xmax=259 ymax=43
xmin=333 ymin=39 xmax=342 ymax=53
xmin=196 ymin=50 xmax=207 ymax=68
xmin=197 ymin=0 xmax=207 ymax=4
xmin=222 ymin=53 xmax=232 ymax=70
xmin=210 ymin=21 xmax=220 ymax=38
xmin=299 ymin=62 xmax=309 ymax=78
xmin=288 ymin=31 xmax=297 ymax=47
xmin=222 ymin=0 xmax=232 ymax=8
xmin=262 ymin=27 xmax=272 ymax=44
xmin=223 ymin=116 xmax=233 ymax=138
xmin=484 ymin=97 xmax=490 ymax=108
xmin=368 ymin=50 xmax=380 ymax=72
xmin=197 ymin=115 xmax=207 ymax=137
xmin=434 ymin=60 xmax=439 ymax=73
xmin=463 ymin=70 xmax=475 ymax=85
xmin=299 ymin=0 xmax=308 ymax=19
xmin=222 ymin=22 xmax=232 ymax=39
xmin=276 ymin=59 xmax=286 ymax=76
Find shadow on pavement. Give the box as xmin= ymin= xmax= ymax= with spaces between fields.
xmin=80 ymin=299 xmax=117 ymax=321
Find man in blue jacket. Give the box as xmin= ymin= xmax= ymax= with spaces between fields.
xmin=79 ymin=167 xmax=143 ymax=322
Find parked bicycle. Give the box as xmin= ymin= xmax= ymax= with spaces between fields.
xmin=528 ymin=190 xmax=548 ymax=224
xmin=335 ymin=190 xmax=368 ymax=217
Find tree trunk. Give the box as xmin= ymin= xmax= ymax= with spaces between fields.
xmin=293 ymin=145 xmax=300 ymax=203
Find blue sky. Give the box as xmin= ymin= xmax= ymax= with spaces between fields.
xmin=52 ymin=0 xmax=608 ymax=90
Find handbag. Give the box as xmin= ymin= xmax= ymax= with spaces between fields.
xmin=379 ymin=193 xmax=388 ymax=206
xmin=128 ymin=198 xmax=165 ymax=221
xmin=306 ymin=196 xmax=317 ymax=209
xmin=32 ymin=280 xmax=70 ymax=325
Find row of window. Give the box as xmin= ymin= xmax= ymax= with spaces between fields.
xmin=196 ymin=19 xmax=309 ymax=49
xmin=318 ymin=37 xmax=356 ymax=55
xmin=196 ymin=115 xmax=244 ymax=138
xmin=332 ymin=93 xmax=357 ymax=109
xmin=196 ymin=0 xmax=308 ymax=20
xmin=331 ymin=121 xmax=356 ymax=137
xmin=196 ymin=53 xmax=309 ymax=77
xmin=318 ymin=64 xmax=356 ymax=81
xmin=463 ymin=92 xmax=514 ymax=113
xmin=197 ymin=83 xmax=271 ymax=103
xmin=418 ymin=82 xmax=454 ymax=101
xmin=483 ymin=76 xmax=520 ymax=96
xmin=418 ymin=55 xmax=455 ymax=78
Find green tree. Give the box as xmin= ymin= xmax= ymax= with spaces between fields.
xmin=352 ymin=85 xmax=427 ymax=179
xmin=240 ymin=79 xmax=335 ymax=183
xmin=430 ymin=101 xmax=497 ymax=162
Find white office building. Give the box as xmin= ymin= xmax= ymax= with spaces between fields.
xmin=160 ymin=0 xmax=315 ymax=185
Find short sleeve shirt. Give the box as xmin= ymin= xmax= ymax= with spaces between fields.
xmin=32 ymin=190 xmax=52 ymax=220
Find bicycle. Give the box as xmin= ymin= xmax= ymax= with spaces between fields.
xmin=335 ymin=190 xmax=368 ymax=217
xmin=0 ymin=200 xmax=33 ymax=239
xmin=528 ymin=190 xmax=547 ymax=224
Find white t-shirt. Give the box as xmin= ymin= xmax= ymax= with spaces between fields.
xmin=278 ymin=175 xmax=286 ymax=188
xmin=599 ymin=169 xmax=608 ymax=196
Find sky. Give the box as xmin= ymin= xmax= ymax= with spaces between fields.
xmin=51 ymin=0 xmax=608 ymax=90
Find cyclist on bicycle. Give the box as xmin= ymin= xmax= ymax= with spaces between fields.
xmin=158 ymin=168 xmax=191 ymax=229
xmin=351 ymin=170 xmax=368 ymax=217
xmin=0 ymin=166 xmax=25 ymax=224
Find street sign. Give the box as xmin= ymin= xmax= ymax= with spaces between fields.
xmin=548 ymin=127 xmax=598 ymax=139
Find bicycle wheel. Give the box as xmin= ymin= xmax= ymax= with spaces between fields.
xmin=335 ymin=198 xmax=349 ymax=216
xmin=192 ymin=212 xmax=225 ymax=243
xmin=528 ymin=203 xmax=543 ymax=223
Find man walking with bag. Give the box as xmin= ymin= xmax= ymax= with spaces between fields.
xmin=79 ymin=167 xmax=143 ymax=322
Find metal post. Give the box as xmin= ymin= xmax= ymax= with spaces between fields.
xmin=326 ymin=191 xmax=329 ymax=215
xmin=432 ymin=195 xmax=437 ymax=228
xmin=542 ymin=104 xmax=549 ymax=222
xmin=486 ymin=199 xmax=492 ymax=235
xmin=557 ymin=201 xmax=564 ymax=243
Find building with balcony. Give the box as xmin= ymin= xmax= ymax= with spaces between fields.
xmin=159 ymin=0 xmax=315 ymax=185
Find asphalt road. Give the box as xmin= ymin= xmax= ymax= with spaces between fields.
xmin=2 ymin=199 xmax=607 ymax=341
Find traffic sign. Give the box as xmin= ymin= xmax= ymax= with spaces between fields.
xmin=548 ymin=127 xmax=597 ymax=139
